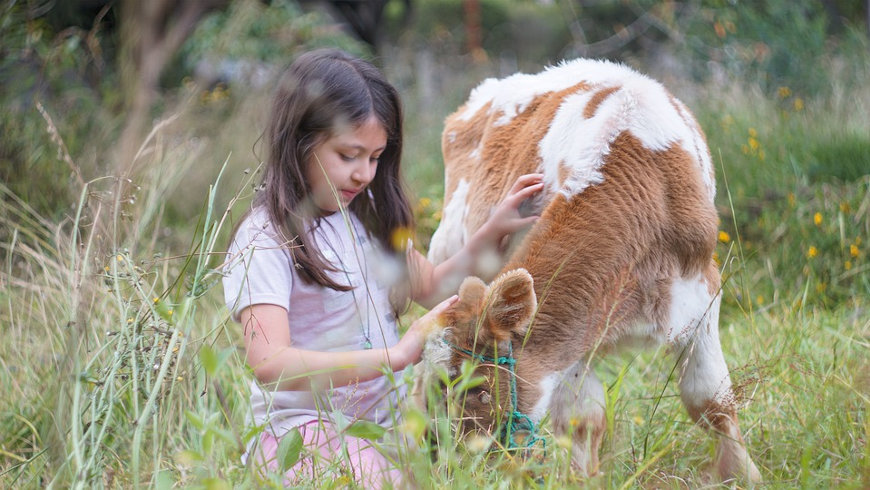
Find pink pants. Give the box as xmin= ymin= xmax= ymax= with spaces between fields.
xmin=251 ymin=421 xmax=403 ymax=488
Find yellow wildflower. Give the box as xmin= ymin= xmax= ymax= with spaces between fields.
xmin=794 ymin=98 xmax=804 ymax=111
xmin=418 ymin=197 xmax=432 ymax=208
xmin=840 ymin=202 xmax=851 ymax=213
xmin=813 ymin=212 xmax=822 ymax=226
xmin=554 ymin=435 xmax=572 ymax=449
xmin=390 ymin=227 xmax=414 ymax=251
xmin=748 ymin=128 xmax=758 ymax=138
xmin=807 ymin=246 xmax=818 ymax=258
xmin=756 ymin=295 xmax=764 ymax=306
xmin=850 ymin=244 xmax=859 ymax=257
xmin=845 ymin=260 xmax=852 ymax=270
xmin=787 ymin=193 xmax=796 ymax=207
xmin=467 ymin=434 xmax=492 ymax=453
xmin=777 ymin=86 xmax=792 ymax=98
xmin=718 ymin=230 xmax=731 ymax=243
xmin=712 ymin=251 xmax=720 ymax=265
xmin=748 ymin=137 xmax=759 ymax=150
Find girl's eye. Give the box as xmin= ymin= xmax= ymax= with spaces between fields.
xmin=340 ymin=154 xmax=355 ymax=162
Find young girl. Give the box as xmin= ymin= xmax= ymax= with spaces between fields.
xmin=223 ymin=49 xmax=543 ymax=487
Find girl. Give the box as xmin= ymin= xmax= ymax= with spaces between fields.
xmin=223 ymin=49 xmax=543 ymax=487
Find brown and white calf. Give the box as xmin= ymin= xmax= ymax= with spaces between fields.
xmin=421 ymin=58 xmax=761 ymax=482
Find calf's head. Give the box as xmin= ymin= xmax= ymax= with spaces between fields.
xmin=420 ymin=269 xmax=537 ymax=439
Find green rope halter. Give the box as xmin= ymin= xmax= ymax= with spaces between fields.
xmin=444 ymin=340 xmax=545 ymax=450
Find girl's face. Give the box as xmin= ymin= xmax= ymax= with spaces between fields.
xmin=305 ymin=115 xmax=387 ymax=214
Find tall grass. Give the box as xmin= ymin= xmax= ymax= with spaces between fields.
xmin=1 ymin=54 xmax=868 ymax=488
xmin=0 ymin=113 xmax=257 ymax=487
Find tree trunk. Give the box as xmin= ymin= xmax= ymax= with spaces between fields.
xmin=116 ymin=0 xmax=228 ymax=178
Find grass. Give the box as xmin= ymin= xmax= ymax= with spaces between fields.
xmin=1 ymin=54 xmax=868 ymax=488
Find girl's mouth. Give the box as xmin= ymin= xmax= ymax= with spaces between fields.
xmin=341 ymin=189 xmax=359 ymax=201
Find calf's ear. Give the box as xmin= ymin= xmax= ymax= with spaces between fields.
xmin=458 ymin=276 xmax=487 ymax=308
xmin=484 ymin=269 xmax=536 ymax=341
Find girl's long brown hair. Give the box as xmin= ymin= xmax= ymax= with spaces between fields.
xmin=243 ymin=49 xmax=414 ymax=291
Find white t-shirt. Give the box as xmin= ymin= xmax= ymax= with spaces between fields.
xmin=223 ymin=207 xmax=406 ymax=440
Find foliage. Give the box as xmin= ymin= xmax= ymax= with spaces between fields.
xmin=393 ymin=0 xmax=869 ymax=96
xmin=174 ymin=0 xmax=367 ymax=85
xmin=386 ymin=0 xmax=572 ymax=68
xmin=694 ymin=80 xmax=870 ymax=311
xmin=0 ymin=1 xmax=116 ymax=220
xmin=672 ymin=0 xmax=870 ymax=95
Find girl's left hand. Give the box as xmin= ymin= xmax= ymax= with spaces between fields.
xmin=483 ymin=173 xmax=544 ymax=248
xmin=393 ymin=294 xmax=460 ymax=368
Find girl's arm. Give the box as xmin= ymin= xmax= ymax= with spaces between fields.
xmin=412 ymin=173 xmax=544 ymax=308
xmin=242 ymin=295 xmax=458 ymax=391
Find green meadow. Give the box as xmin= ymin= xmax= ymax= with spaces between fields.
xmin=1 ymin=1 xmax=867 ymax=488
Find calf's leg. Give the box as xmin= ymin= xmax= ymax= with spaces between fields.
xmin=549 ymin=360 xmax=606 ymax=476
xmin=673 ymin=294 xmax=761 ymax=483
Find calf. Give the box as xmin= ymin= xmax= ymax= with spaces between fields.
xmin=421 ymin=59 xmax=761 ymax=483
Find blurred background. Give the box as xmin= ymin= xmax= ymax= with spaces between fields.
xmin=3 ymin=0 xmax=868 ymax=224
xmin=1 ymin=1 xmax=868 ymax=487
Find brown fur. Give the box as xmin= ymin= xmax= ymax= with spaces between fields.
xmin=583 ymin=86 xmax=620 ymax=119
xmin=443 ymin=83 xmax=590 ymax=233
xmin=427 ymin=65 xmax=760 ymax=483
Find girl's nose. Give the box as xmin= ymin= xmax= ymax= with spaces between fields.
xmin=353 ymin=161 xmax=375 ymax=184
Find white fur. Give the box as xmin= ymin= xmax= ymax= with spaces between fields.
xmin=456 ymin=58 xmax=713 ymax=201
xmin=548 ymin=361 xmax=606 ymax=473
xmin=458 ymin=59 xmax=649 ymax=125
xmin=428 ymin=178 xmax=470 ymax=265
xmin=529 ymin=370 xmax=562 ymax=422
xmin=666 ymin=274 xmax=716 ymax=344
xmin=422 ymin=329 xmax=453 ymax=366
xmin=675 ymin=293 xmax=733 ymax=409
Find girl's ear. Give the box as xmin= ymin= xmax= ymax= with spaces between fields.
xmin=483 ymin=269 xmax=536 ymax=342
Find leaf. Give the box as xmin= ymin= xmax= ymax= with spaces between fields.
xmin=345 ymin=420 xmax=387 ymax=441
xmin=185 ymin=410 xmax=205 ymax=431
xmin=175 ymin=449 xmax=203 ymax=465
xmin=201 ymin=477 xmax=232 ymax=490
xmin=243 ymin=424 xmax=266 ymax=445
xmin=400 ymin=407 xmax=427 ymax=440
xmin=152 ymin=297 xmax=175 ymax=322
xmin=199 ymin=344 xmax=217 ymax=376
xmin=202 ymin=429 xmax=214 ymax=454
xmin=210 ymin=426 xmax=236 ymax=445
xmin=276 ymin=428 xmax=304 ymax=472
xmin=154 ymin=470 xmax=174 ymax=490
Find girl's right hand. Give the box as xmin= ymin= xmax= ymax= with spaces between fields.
xmin=393 ymin=294 xmax=459 ymax=369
